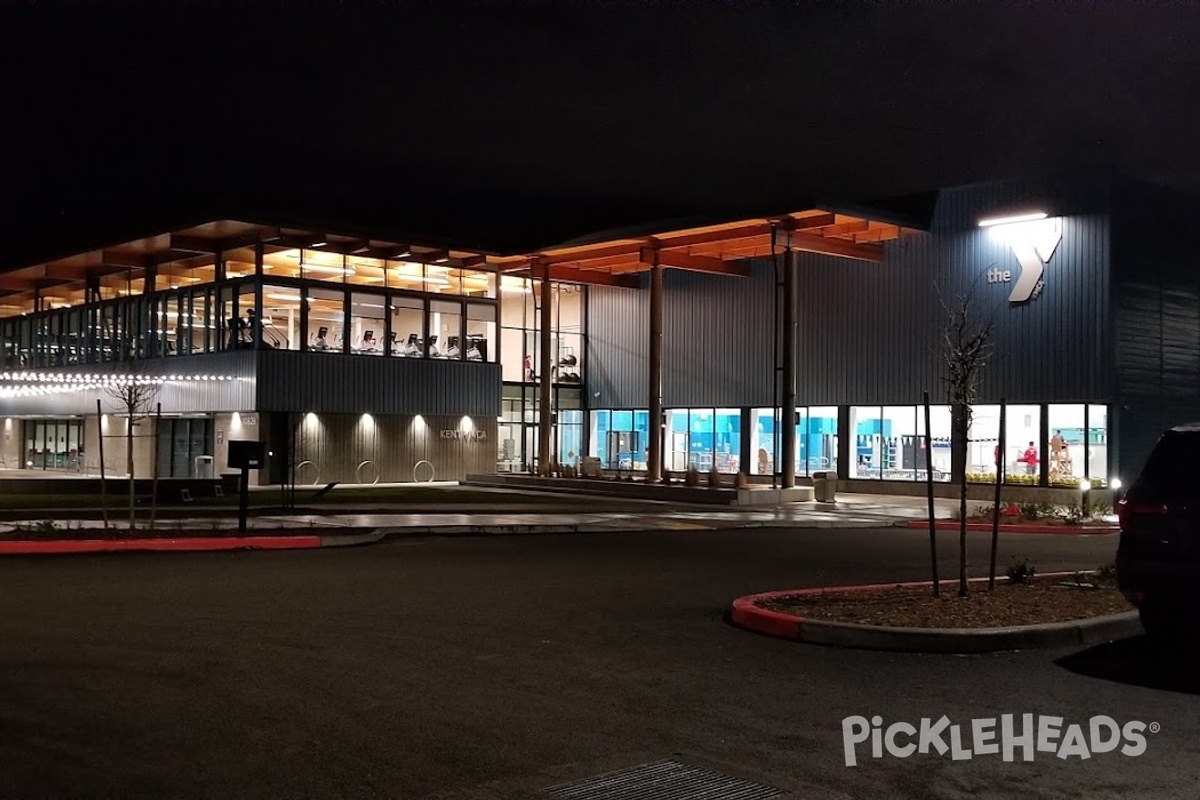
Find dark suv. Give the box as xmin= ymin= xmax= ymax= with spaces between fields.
xmin=1117 ymin=425 xmax=1200 ymax=636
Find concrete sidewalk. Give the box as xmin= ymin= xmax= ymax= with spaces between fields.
xmin=0 ymin=492 xmax=964 ymax=535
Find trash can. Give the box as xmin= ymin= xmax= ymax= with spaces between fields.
xmin=194 ymin=455 xmax=214 ymax=479
xmin=814 ymin=470 xmax=837 ymax=503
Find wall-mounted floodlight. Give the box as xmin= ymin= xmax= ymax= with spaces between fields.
xmin=978 ymin=212 xmax=1048 ymax=228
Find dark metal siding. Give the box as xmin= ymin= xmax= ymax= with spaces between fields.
xmin=1112 ymin=179 xmax=1200 ymax=477
xmin=255 ymin=350 xmax=501 ymax=416
xmin=793 ymin=209 xmax=1110 ymax=405
xmin=661 ymin=267 xmax=775 ymax=407
xmin=585 ymin=173 xmax=1112 ymax=410
xmin=586 ymin=281 xmax=648 ymax=409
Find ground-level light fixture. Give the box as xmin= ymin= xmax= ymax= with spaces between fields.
xmin=1110 ymin=477 xmax=1122 ymax=490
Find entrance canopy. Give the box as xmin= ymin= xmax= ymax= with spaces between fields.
xmin=488 ymin=208 xmax=918 ymax=287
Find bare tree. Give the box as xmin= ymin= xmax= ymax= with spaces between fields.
xmin=104 ymin=346 xmax=161 ymax=531
xmin=938 ymin=280 xmax=996 ymax=597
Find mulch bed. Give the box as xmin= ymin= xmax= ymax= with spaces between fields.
xmin=758 ymin=576 xmax=1132 ymax=629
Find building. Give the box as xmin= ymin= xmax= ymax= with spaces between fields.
xmin=1 ymin=171 xmax=1196 ymax=492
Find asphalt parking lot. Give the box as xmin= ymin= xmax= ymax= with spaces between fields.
xmin=0 ymin=526 xmax=1192 ymax=799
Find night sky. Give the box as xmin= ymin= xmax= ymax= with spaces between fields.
xmin=4 ymin=1 xmax=1200 ymax=261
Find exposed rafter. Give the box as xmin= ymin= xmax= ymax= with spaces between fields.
xmin=639 ymin=248 xmax=750 ymax=276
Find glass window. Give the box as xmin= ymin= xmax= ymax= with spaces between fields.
xmin=807 ymin=406 xmax=839 ymax=476
xmin=189 ymin=289 xmax=212 ymax=355
xmin=262 ymin=246 xmax=301 ymax=279
xmin=850 ymin=406 xmax=882 ymax=479
xmin=261 ymin=286 xmax=302 ymax=350
xmin=557 ymin=409 xmax=584 ymax=466
xmin=425 ymin=264 xmax=457 ymax=294
xmin=971 ymin=404 xmax=1041 ymax=484
xmin=603 ymin=410 xmax=645 ymax=470
xmin=1088 ymin=404 xmax=1109 ymax=486
xmin=346 ymin=255 xmax=388 ymax=288
xmin=714 ymin=408 xmax=741 ymax=474
xmin=460 ymin=268 xmax=497 ymax=298
xmin=237 ymin=286 xmax=258 ymax=350
xmin=428 ymin=300 xmax=463 ymax=359
xmin=350 ymin=293 xmax=386 ymax=355
xmin=389 ymin=260 xmax=427 ymax=292
xmin=751 ymin=408 xmax=776 ymax=476
xmin=915 ymin=404 xmax=953 ymax=482
xmin=1047 ymin=404 xmax=1086 ymax=485
xmin=306 ymin=288 xmax=345 ymax=353
xmin=466 ymin=303 xmax=496 ymax=362
xmin=687 ymin=408 xmax=715 ymax=471
xmin=301 ymin=249 xmax=347 ymax=283
xmin=590 ymin=410 xmax=612 ymax=467
xmin=665 ymin=409 xmax=689 ymax=472
xmin=223 ymin=247 xmax=257 ymax=281
xmin=555 ymin=285 xmax=584 ymax=385
xmin=881 ymin=406 xmax=918 ymax=481
xmin=390 ymin=297 xmax=425 ymax=357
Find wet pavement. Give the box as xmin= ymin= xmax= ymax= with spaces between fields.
xmin=0 ymin=493 xmax=967 ymax=533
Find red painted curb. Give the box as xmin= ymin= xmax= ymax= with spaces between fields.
xmin=731 ymin=571 xmax=1089 ymax=640
xmin=0 ymin=536 xmax=324 ymax=555
xmin=904 ymin=520 xmax=1116 ymax=535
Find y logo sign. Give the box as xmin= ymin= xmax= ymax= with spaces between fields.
xmin=991 ymin=218 xmax=1063 ymax=303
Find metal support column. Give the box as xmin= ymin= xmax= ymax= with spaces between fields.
xmin=647 ymin=261 xmax=664 ymax=482
xmin=537 ymin=271 xmax=553 ymax=475
xmin=781 ymin=244 xmax=798 ymax=488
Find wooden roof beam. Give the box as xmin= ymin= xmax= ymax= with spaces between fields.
xmin=813 ymin=219 xmax=870 ymax=237
xmin=527 ymin=263 xmax=639 ymax=288
xmin=540 ymin=241 xmax=646 ymax=265
xmin=651 ymin=222 xmax=772 ymax=250
xmin=100 ymin=250 xmax=149 ymax=269
xmin=789 ymin=231 xmax=884 ymax=262
xmin=640 ymin=248 xmax=750 ymax=277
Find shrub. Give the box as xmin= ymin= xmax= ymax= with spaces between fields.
xmin=661 ymin=467 xmax=673 ymax=485
xmin=707 ymin=467 xmax=721 ymax=488
xmin=734 ymin=471 xmax=749 ymax=490
xmin=974 ymin=503 xmax=997 ymax=519
xmin=1018 ymin=501 xmax=1042 ymax=519
xmin=1094 ymin=559 xmax=1118 ymax=583
xmin=684 ymin=466 xmax=701 ymax=487
xmin=1006 ymin=556 xmax=1037 ymax=584
xmin=1059 ymin=501 xmax=1085 ymax=524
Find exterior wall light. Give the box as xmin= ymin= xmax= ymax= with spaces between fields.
xmin=978 ymin=212 xmax=1048 ymax=227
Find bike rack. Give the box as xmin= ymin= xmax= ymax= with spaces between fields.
xmin=412 ymin=460 xmax=435 ymax=483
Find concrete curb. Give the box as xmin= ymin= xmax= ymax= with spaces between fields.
xmin=0 ymin=523 xmax=610 ymax=555
xmin=904 ymin=520 xmax=1117 ymax=535
xmin=0 ymin=535 xmax=325 ymax=555
xmin=731 ymin=575 xmax=1141 ymax=653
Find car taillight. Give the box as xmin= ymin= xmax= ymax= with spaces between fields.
xmin=1117 ymin=497 xmax=1169 ymax=525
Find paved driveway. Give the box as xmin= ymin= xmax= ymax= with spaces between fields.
xmin=2 ymin=527 xmax=1189 ymax=799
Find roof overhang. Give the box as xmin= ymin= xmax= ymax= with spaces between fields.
xmin=487 ymin=208 xmax=920 ymax=287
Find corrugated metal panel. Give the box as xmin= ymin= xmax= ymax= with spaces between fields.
xmin=255 ymin=350 xmax=501 ymax=416
xmin=584 ymin=175 xmax=1112 ymax=410
xmin=791 ymin=178 xmax=1110 ymax=405
xmin=661 ymin=266 xmax=775 ymax=407
xmin=292 ymin=413 xmax=497 ymax=483
xmin=0 ymin=351 xmax=257 ymax=416
xmin=1111 ymin=179 xmax=1200 ymax=477
xmin=586 ymin=281 xmax=648 ymax=408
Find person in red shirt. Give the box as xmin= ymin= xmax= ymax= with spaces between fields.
xmin=1020 ymin=441 xmax=1039 ymax=475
